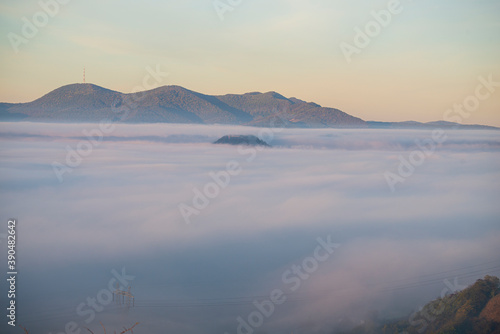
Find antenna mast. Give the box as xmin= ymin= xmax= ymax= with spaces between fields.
xmin=83 ymin=67 xmax=86 ymax=83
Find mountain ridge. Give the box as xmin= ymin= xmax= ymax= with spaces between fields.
xmin=0 ymin=83 xmax=497 ymax=130
xmin=0 ymin=83 xmax=365 ymax=127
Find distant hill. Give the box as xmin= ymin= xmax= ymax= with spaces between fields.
xmin=0 ymin=103 xmax=28 ymax=121
xmin=367 ymin=121 xmax=499 ymax=131
xmin=214 ymin=135 xmax=271 ymax=147
xmin=0 ymin=83 xmax=365 ymax=128
xmin=342 ymin=275 xmax=500 ymax=334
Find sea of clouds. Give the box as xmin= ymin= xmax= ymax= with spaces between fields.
xmin=0 ymin=122 xmax=499 ymax=334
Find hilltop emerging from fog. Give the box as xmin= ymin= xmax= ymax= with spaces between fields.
xmin=214 ymin=134 xmax=271 ymax=147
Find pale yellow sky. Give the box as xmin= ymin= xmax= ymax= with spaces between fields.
xmin=0 ymin=0 xmax=499 ymax=125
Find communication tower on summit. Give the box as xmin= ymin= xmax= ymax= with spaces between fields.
xmin=83 ymin=67 xmax=86 ymax=83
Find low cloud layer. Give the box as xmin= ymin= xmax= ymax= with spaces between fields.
xmin=0 ymin=122 xmax=499 ymax=334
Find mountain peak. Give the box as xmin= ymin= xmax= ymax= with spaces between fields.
xmin=262 ymin=91 xmax=289 ymax=101
xmin=43 ymin=83 xmax=117 ymax=95
xmin=148 ymin=85 xmax=192 ymax=93
xmin=20 ymin=83 xmax=123 ymax=115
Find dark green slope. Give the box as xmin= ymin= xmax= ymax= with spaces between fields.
xmin=343 ymin=276 xmax=500 ymax=334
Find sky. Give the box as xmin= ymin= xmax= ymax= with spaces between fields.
xmin=0 ymin=0 xmax=499 ymax=125
xmin=1 ymin=122 xmax=500 ymax=333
